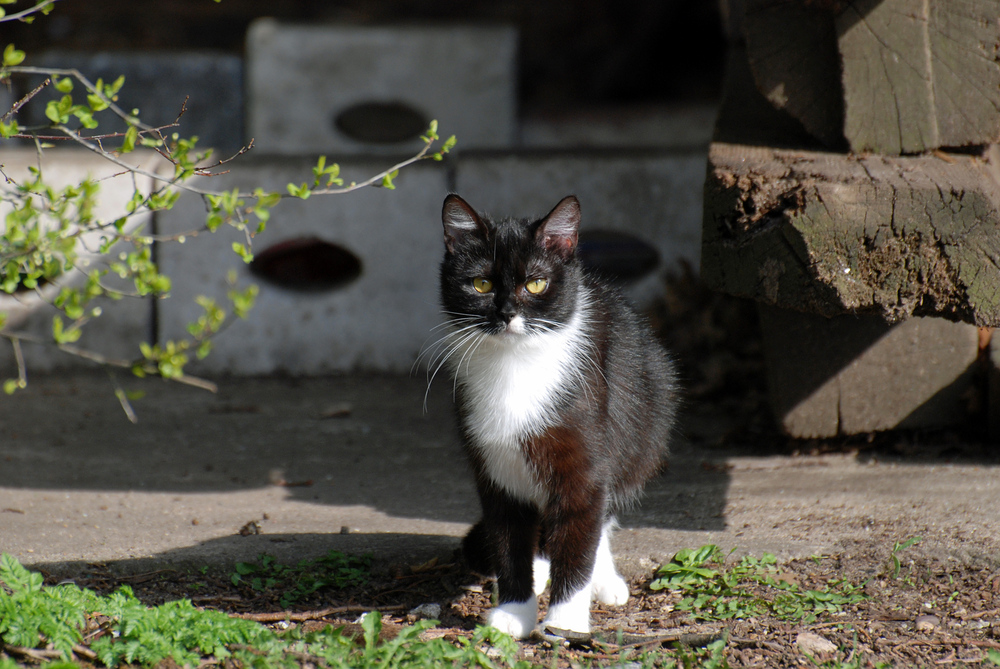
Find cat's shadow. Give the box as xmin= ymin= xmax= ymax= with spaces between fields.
xmin=0 ymin=372 xmax=727 ymax=532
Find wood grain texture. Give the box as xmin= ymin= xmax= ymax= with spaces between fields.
xmin=701 ymin=142 xmax=1000 ymax=326
xmin=745 ymin=0 xmax=845 ymax=147
xmin=743 ymin=0 xmax=1000 ymax=153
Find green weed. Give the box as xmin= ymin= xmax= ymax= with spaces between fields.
xmin=230 ymin=550 xmax=371 ymax=608
xmin=887 ymin=536 xmax=921 ymax=580
xmin=0 ymin=552 xmax=530 ymax=669
xmin=651 ymin=545 xmax=866 ymax=623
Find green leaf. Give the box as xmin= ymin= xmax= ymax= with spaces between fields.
xmin=2 ymin=43 xmax=25 ymax=67
xmin=380 ymin=170 xmax=399 ymax=190
xmin=3 ymin=379 xmax=17 ymax=395
xmin=54 ymin=76 xmax=73 ymax=93
xmin=122 ymin=124 xmax=138 ymax=153
xmin=286 ymin=182 xmax=311 ymax=199
xmin=231 ymin=242 xmax=253 ymax=264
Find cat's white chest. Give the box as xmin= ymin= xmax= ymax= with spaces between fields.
xmin=450 ymin=309 xmax=588 ymax=503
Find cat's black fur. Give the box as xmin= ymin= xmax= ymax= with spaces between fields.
xmin=436 ymin=193 xmax=678 ymax=637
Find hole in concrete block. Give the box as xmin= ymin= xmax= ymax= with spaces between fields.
xmin=577 ymin=230 xmax=659 ymax=283
xmin=334 ymin=101 xmax=429 ymax=144
xmin=249 ymin=237 xmax=362 ymax=292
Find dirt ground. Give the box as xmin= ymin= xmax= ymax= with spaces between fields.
xmin=26 ymin=544 xmax=1000 ymax=668
xmin=7 ymin=269 xmax=1000 ymax=667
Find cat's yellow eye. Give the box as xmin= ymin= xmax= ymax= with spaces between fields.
xmin=525 ymin=278 xmax=548 ymax=294
xmin=473 ymin=277 xmax=493 ymax=293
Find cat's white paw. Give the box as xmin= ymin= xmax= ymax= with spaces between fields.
xmin=591 ymin=522 xmax=628 ymax=605
xmin=592 ymin=572 xmax=630 ymax=606
xmin=542 ymin=586 xmax=591 ymax=636
xmin=487 ymin=598 xmax=537 ymax=639
xmin=532 ymin=555 xmax=550 ymax=596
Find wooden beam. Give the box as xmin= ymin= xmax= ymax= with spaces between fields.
xmin=743 ymin=0 xmax=1000 ymax=154
xmin=701 ymin=142 xmax=1000 ymax=326
xmin=745 ymin=0 xmax=845 ymax=147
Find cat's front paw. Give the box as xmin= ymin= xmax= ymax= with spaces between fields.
xmin=592 ymin=572 xmax=630 ymax=606
xmin=487 ymin=598 xmax=538 ymax=639
xmin=542 ymin=587 xmax=591 ymax=636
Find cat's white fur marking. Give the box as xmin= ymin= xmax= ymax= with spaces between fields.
xmin=541 ymin=524 xmax=628 ymax=635
xmin=533 ymin=555 xmax=551 ymax=596
xmin=488 ymin=596 xmax=538 ymax=639
xmin=449 ymin=292 xmax=592 ymax=503
xmin=592 ymin=523 xmax=630 ymax=605
xmin=543 ymin=582 xmax=592 ymax=635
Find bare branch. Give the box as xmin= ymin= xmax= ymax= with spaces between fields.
xmin=0 ymin=329 xmax=219 ymax=393
xmin=2 ymin=77 xmax=50 ymax=122
xmin=0 ymin=0 xmax=58 ymax=24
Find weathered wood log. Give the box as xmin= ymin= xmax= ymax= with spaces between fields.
xmin=744 ymin=0 xmax=845 ymax=147
xmin=839 ymin=0 xmax=1000 ymax=154
xmin=701 ymin=142 xmax=1000 ymax=327
xmin=743 ymin=0 xmax=1000 ymax=154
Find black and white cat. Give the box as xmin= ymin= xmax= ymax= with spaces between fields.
xmin=433 ymin=193 xmax=678 ymax=639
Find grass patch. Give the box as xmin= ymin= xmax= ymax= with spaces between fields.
xmin=651 ymin=545 xmax=867 ymax=623
xmin=0 ymin=553 xmax=527 ymax=668
xmin=229 ymin=551 xmax=371 ymax=608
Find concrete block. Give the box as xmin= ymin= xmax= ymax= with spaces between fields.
xmin=0 ymin=148 xmax=168 ymax=373
xmin=453 ymin=150 xmax=706 ymax=305
xmin=25 ymin=51 xmax=244 ymax=154
xmin=246 ymin=20 xmax=517 ymax=155
xmin=759 ymin=305 xmax=981 ymax=438
xmin=156 ymin=156 xmax=449 ymax=374
xmin=519 ymin=104 xmax=717 ymax=150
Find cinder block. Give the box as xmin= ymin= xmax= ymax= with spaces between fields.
xmin=156 ymin=156 xmax=449 ymax=374
xmin=519 ymin=104 xmax=717 ymax=150
xmin=453 ymin=151 xmax=706 ymax=305
xmin=246 ymin=20 xmax=517 ymax=155
xmin=25 ymin=51 xmax=244 ymax=154
xmin=0 ymin=149 xmax=168 ymax=372
xmin=759 ymin=305 xmax=980 ymax=438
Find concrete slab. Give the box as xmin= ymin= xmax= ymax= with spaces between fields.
xmin=454 ymin=151 xmax=706 ymax=306
xmin=246 ymin=20 xmax=517 ymax=155
xmin=2 ymin=372 xmax=999 ymax=579
xmin=155 ymin=156 xmax=449 ymax=374
xmin=0 ymin=148 xmax=169 ymax=373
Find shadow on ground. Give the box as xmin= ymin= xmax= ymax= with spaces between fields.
xmin=0 ymin=372 xmax=729 ymax=532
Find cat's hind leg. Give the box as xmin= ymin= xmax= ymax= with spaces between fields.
xmin=590 ymin=521 xmax=629 ymax=606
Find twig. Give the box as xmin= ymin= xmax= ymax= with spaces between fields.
xmin=107 ymin=369 xmax=137 ymax=424
xmin=731 ymin=636 xmax=784 ymax=653
xmin=0 ymin=0 xmax=58 ymax=24
xmin=895 ymin=638 xmax=1000 ymax=649
xmin=236 ymin=603 xmax=408 ymax=623
xmin=11 ymin=336 xmax=26 ymax=388
xmin=0 ymin=330 xmax=219 ymax=393
xmin=72 ymin=644 xmax=97 ymax=661
xmin=1 ymin=643 xmax=62 ymax=661
xmin=2 ymin=77 xmax=51 ymax=122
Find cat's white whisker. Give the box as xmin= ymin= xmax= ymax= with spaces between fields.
xmin=412 ymin=320 xmax=482 ymax=376
xmin=423 ymin=328 xmax=483 ymax=411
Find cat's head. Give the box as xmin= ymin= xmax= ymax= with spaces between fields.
xmin=439 ymin=194 xmax=583 ymax=337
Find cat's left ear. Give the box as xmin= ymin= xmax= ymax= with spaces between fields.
xmin=442 ymin=194 xmax=489 ymax=254
xmin=536 ymin=195 xmax=580 ymax=259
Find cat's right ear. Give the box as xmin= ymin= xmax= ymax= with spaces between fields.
xmin=442 ymin=194 xmax=488 ymax=253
